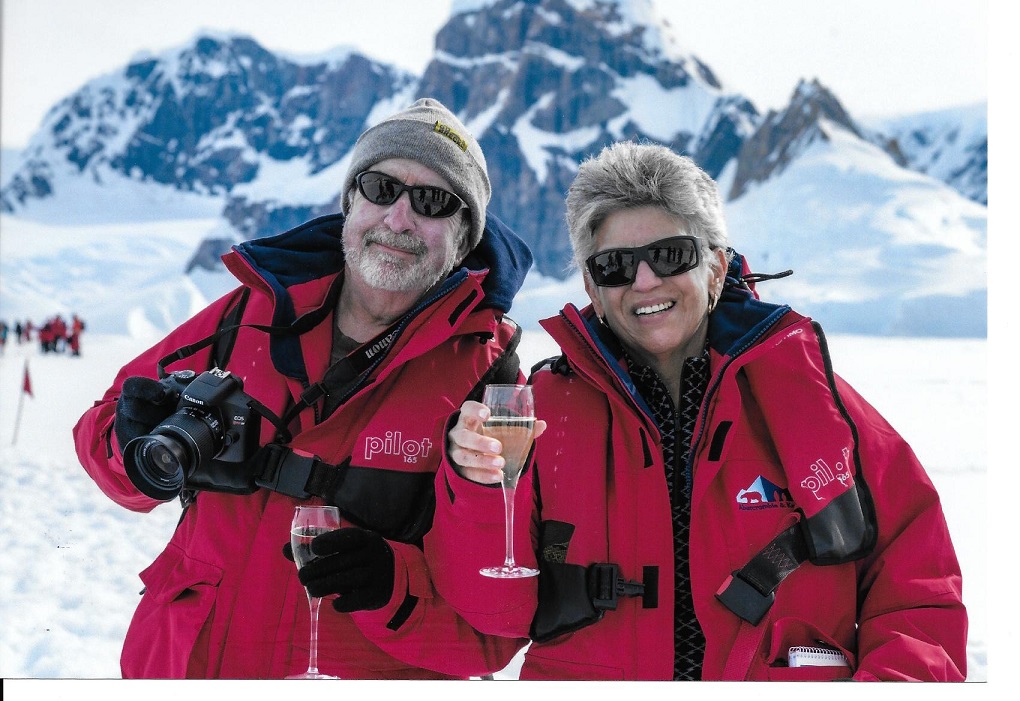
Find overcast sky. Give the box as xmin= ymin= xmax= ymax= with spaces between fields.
xmin=0 ymin=0 xmax=990 ymax=149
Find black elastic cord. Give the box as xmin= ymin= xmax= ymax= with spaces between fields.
xmin=741 ymin=270 xmax=794 ymax=286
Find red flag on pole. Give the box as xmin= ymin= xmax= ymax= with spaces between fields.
xmin=13 ymin=360 xmax=31 ymax=445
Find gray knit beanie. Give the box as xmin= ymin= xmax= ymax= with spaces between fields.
xmin=341 ymin=98 xmax=491 ymax=251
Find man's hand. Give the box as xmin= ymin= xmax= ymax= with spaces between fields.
xmin=114 ymin=376 xmax=178 ymax=453
xmin=285 ymin=528 xmax=395 ymax=612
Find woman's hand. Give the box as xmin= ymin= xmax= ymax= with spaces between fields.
xmin=446 ymin=400 xmax=546 ymax=484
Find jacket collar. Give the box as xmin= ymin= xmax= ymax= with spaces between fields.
xmin=226 ymin=210 xmax=532 ymax=322
xmin=708 ymin=252 xmax=794 ymax=358
xmin=220 ymin=211 xmax=533 ymax=380
xmin=541 ymin=250 xmax=797 ymax=408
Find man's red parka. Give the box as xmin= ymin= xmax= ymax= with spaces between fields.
xmin=73 ymin=213 xmax=528 ymax=678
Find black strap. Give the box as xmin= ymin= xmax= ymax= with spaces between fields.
xmin=210 ymin=287 xmax=251 ymax=369
xmin=587 ymin=562 xmax=656 ymax=611
xmin=295 ymin=323 xmax=402 ymax=423
xmin=297 ymin=278 xmax=483 ymax=422
xmin=714 ymin=523 xmax=808 ymax=625
xmin=251 ymin=443 xmax=341 ymax=499
xmin=249 ymin=444 xmax=435 ymax=543
xmin=153 ymin=278 xmax=345 ymax=443
xmin=263 ymin=319 xmax=522 ymax=489
xmin=244 ymin=298 xmax=521 ymax=530
xmin=155 ymin=276 xmax=343 ymax=379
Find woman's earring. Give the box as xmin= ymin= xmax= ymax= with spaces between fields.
xmin=708 ymin=279 xmax=722 ymax=313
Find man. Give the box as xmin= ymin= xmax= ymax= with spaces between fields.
xmin=73 ymin=98 xmax=530 ymax=679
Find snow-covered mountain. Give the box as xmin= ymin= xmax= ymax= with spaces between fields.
xmin=0 ymin=31 xmax=417 ymax=248
xmin=861 ymin=103 xmax=987 ymax=206
xmin=0 ymin=0 xmax=987 ymax=337
xmin=726 ymin=108 xmax=986 ymax=337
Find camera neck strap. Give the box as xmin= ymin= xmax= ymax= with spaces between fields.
xmin=152 ymin=277 xmax=346 ymax=444
xmin=151 ymin=275 xmax=407 ymax=443
xmin=154 ymin=276 xmax=344 ymax=379
xmin=290 ymin=323 xmax=402 ymax=425
xmin=282 ymin=274 xmax=472 ymax=427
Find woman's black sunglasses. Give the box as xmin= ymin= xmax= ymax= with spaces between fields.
xmin=585 ymin=236 xmax=702 ymax=287
xmin=356 ymin=171 xmax=465 ymax=218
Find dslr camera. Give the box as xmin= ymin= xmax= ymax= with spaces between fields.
xmin=123 ymin=368 xmax=260 ymax=501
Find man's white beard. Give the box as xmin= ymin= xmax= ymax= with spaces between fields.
xmin=345 ymin=227 xmax=459 ymax=293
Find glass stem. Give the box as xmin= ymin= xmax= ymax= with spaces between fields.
xmin=502 ymin=481 xmax=517 ymax=569
xmin=306 ymin=594 xmax=322 ymax=675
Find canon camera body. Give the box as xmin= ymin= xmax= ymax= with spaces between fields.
xmin=123 ymin=368 xmax=259 ymax=501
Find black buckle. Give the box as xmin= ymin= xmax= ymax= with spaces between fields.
xmin=715 ymin=571 xmax=775 ymax=625
xmin=253 ymin=444 xmax=314 ymax=499
xmin=587 ymin=563 xmax=645 ymax=611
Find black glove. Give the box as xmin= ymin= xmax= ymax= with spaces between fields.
xmin=114 ymin=376 xmax=178 ymax=453
xmin=283 ymin=528 xmax=395 ymax=612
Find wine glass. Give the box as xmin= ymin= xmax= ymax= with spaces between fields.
xmin=479 ymin=384 xmax=540 ymax=579
xmin=288 ymin=505 xmax=342 ymax=679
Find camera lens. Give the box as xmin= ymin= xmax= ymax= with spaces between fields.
xmin=131 ymin=436 xmax=186 ymax=497
xmin=123 ymin=407 xmax=224 ymax=501
xmin=157 ymin=407 xmax=223 ymax=464
xmin=124 ymin=433 xmax=189 ymax=501
xmin=144 ymin=436 xmax=186 ymax=475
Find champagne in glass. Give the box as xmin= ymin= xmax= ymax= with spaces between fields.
xmin=288 ymin=505 xmax=341 ymax=679
xmin=479 ymin=384 xmax=540 ymax=579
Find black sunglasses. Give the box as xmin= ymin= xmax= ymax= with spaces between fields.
xmin=356 ymin=171 xmax=465 ymax=218
xmin=585 ymin=236 xmax=702 ymax=287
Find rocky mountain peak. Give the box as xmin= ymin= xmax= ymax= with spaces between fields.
xmin=2 ymin=32 xmax=415 ymax=210
xmin=729 ymin=78 xmax=860 ymax=199
xmin=416 ymin=0 xmax=756 ymax=275
xmin=431 ymin=0 xmax=720 ymax=129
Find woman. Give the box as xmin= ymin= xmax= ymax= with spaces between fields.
xmin=425 ymin=142 xmax=967 ymax=681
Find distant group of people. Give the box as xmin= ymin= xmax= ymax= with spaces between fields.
xmin=0 ymin=314 xmax=86 ymax=356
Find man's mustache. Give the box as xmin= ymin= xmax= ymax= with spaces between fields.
xmin=364 ymin=228 xmax=427 ymax=256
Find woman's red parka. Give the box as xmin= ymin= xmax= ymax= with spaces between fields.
xmin=426 ymin=256 xmax=968 ymax=680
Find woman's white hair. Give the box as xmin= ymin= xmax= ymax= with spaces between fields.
xmin=566 ymin=141 xmax=732 ymax=277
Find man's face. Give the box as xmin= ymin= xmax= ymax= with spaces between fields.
xmin=343 ymin=158 xmax=467 ymax=294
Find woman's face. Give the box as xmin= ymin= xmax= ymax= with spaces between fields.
xmin=584 ymin=206 xmax=725 ymax=368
